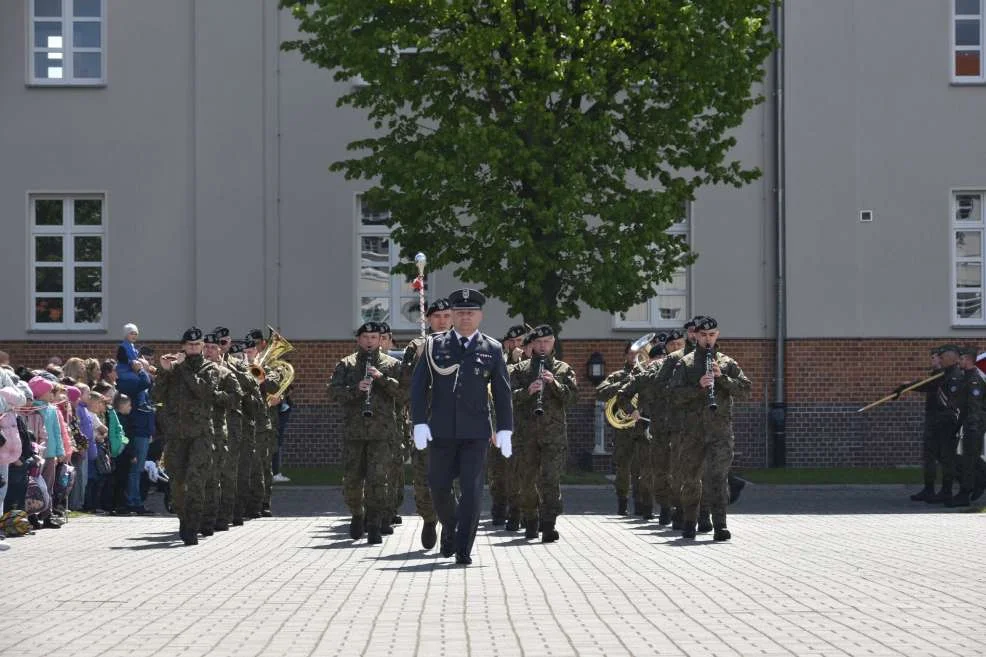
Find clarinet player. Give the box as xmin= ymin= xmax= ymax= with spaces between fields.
xmin=410 ymin=289 xmax=513 ymax=565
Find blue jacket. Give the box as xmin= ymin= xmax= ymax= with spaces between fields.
xmin=411 ymin=331 xmax=512 ymax=440
xmin=116 ymin=368 xmax=155 ymax=437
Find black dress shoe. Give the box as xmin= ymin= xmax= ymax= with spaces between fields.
xmin=421 ymin=521 xmax=437 ymax=549
xmin=455 ymin=552 xmax=472 ymax=565
xmin=367 ymin=526 xmax=383 ymax=545
xmin=42 ymin=517 xmax=63 ymax=529
xmin=972 ymin=485 xmax=985 ymax=502
xmin=132 ymin=506 xmax=155 ymax=516
xmin=28 ymin=515 xmax=43 ymax=530
xmin=440 ymin=524 xmax=456 ymax=557
xmin=910 ymin=486 xmax=935 ymax=502
xmin=350 ymin=515 xmax=365 ymax=540
xmin=261 ymin=508 xmax=273 ymax=518
xmin=946 ymin=490 xmax=970 ymax=507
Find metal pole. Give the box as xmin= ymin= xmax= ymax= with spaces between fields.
xmin=770 ymin=0 xmax=787 ymax=468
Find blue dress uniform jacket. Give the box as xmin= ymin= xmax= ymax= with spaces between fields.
xmin=411 ymin=331 xmax=513 ymax=439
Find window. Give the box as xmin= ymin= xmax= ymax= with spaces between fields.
xmin=29 ymin=194 xmax=105 ymax=330
xmin=28 ymin=0 xmax=105 ymax=85
xmin=614 ymin=204 xmax=690 ymax=330
xmin=952 ymin=191 xmax=986 ymax=324
xmin=355 ymin=195 xmax=421 ymax=330
xmin=953 ymin=0 xmax=984 ymax=83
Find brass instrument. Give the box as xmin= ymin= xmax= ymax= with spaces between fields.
xmin=604 ymin=332 xmax=656 ymax=430
xmin=250 ymin=325 xmax=296 ymax=405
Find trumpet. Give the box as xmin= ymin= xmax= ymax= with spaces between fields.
xmin=362 ymin=359 xmax=374 ymax=418
xmin=533 ymin=356 xmax=545 ymax=416
xmin=705 ymin=349 xmax=718 ymax=411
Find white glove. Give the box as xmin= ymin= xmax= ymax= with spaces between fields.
xmin=496 ymin=430 xmax=513 ymax=458
xmin=144 ymin=460 xmax=159 ymax=482
xmin=413 ymin=424 xmax=432 ymax=450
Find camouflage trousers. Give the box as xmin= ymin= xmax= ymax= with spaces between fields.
xmin=220 ymin=425 xmax=241 ymax=524
xmin=487 ymin=442 xmax=511 ymax=516
xmin=612 ymin=430 xmax=636 ymax=499
xmin=244 ymin=427 xmax=274 ymax=515
xmin=342 ymin=439 xmax=391 ymax=525
xmin=261 ymin=427 xmax=277 ymax=511
xmin=516 ymin=437 xmax=566 ymax=524
xmin=386 ymin=436 xmax=407 ymax=518
xmin=638 ymin=432 xmax=673 ymax=510
xmin=201 ymin=436 xmax=228 ymax=530
xmin=235 ymin=422 xmax=257 ymax=522
xmin=164 ymin=435 xmax=214 ymax=534
xmin=411 ymin=446 xmax=435 ymax=522
xmin=678 ymin=432 xmax=734 ymax=524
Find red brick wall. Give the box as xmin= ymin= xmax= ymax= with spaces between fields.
xmin=0 ymin=337 xmax=952 ymax=468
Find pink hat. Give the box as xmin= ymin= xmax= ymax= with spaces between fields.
xmin=28 ymin=376 xmax=54 ymax=400
xmin=66 ymin=386 xmax=82 ymax=404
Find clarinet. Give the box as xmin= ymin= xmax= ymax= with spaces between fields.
xmin=534 ymin=357 xmax=546 ymax=416
xmin=361 ymin=357 xmax=374 ymax=418
xmin=705 ymin=349 xmax=718 ymax=411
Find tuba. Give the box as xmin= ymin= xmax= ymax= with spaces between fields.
xmin=604 ymin=332 xmax=656 ymax=430
xmin=250 ymin=325 xmax=296 ymax=405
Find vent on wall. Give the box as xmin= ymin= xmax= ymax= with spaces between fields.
xmin=859 ymin=210 xmax=873 ymax=223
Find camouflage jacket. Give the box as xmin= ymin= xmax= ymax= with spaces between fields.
xmin=225 ymin=357 xmax=264 ymax=429
xmin=668 ymin=346 xmax=751 ymax=436
xmin=328 ymin=349 xmax=402 ymax=440
xmin=510 ymin=355 xmax=578 ymax=442
xmin=151 ymin=355 xmax=221 ymax=440
xmin=596 ymin=363 xmax=648 ymax=438
xmin=615 ymin=358 xmax=674 ymax=437
xmin=208 ymin=362 xmax=243 ymax=442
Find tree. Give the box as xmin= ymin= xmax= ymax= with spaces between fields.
xmin=283 ymin=0 xmax=777 ymax=329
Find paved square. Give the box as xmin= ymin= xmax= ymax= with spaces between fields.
xmin=1 ymin=485 xmax=984 ymax=657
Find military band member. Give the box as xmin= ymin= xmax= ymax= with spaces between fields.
xmin=411 ymin=289 xmax=513 ymax=565
xmin=665 ymin=321 xmax=699 ymax=529
xmin=202 ymin=332 xmax=243 ymax=533
xmin=378 ymin=322 xmax=406 ymax=534
xmin=401 ymin=298 xmax=453 ymax=549
xmin=596 ymin=341 xmax=647 ymax=515
xmin=328 ymin=322 xmax=402 ymax=544
xmin=153 ymin=327 xmax=222 ymax=546
xmin=668 ymin=317 xmax=751 ymax=541
xmin=488 ymin=324 xmax=527 ymax=525
xmin=225 ymin=338 xmax=261 ymax=525
xmin=510 ymin=325 xmax=578 ymax=542
xmin=950 ymin=347 xmax=985 ymax=507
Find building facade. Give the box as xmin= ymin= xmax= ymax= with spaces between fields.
xmin=1 ymin=0 xmax=985 ymax=468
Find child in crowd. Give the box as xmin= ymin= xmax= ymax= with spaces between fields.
xmin=107 ymin=393 xmax=131 ymax=514
xmin=84 ymin=392 xmax=109 ymax=512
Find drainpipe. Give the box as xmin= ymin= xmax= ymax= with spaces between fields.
xmin=770 ymin=0 xmax=787 ymax=468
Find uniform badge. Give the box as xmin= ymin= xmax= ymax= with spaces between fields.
xmin=974 ymin=388 xmax=982 ymax=397
xmin=463 ymin=289 xmax=470 ymax=300
xmin=951 ymin=385 xmax=959 ymax=393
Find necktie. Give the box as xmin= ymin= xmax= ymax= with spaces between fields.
xmin=460 ymin=336 xmax=470 ymax=350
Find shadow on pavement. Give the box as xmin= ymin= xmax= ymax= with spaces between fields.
xmin=368 ymin=549 xmax=434 ymax=561
xmin=377 ymin=562 xmax=482 ymax=573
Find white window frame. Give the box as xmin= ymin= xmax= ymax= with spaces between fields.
xmin=952 ymin=0 xmax=985 ymax=84
xmin=27 ymin=192 xmax=107 ymax=331
xmin=354 ymin=194 xmax=421 ymax=332
xmin=614 ymin=203 xmax=691 ymax=330
xmin=951 ymin=189 xmax=986 ymax=326
xmin=27 ymin=0 xmax=107 ymax=86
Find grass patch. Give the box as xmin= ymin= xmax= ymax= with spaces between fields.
xmin=278 ymin=466 xmax=610 ymax=486
xmin=738 ymin=467 xmax=923 ymax=485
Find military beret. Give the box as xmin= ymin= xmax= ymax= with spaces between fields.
xmin=426 ymin=299 xmax=452 ymax=316
xmin=959 ymin=345 xmax=979 ymax=357
xmin=683 ymin=318 xmax=699 ymax=330
xmin=655 ymin=333 xmax=669 ymax=344
xmin=531 ymin=325 xmax=554 ymax=339
xmin=213 ymin=326 xmax=230 ymax=340
xmin=246 ymin=328 xmax=264 ymax=341
xmin=203 ymin=333 xmax=220 ymax=345
xmin=696 ymin=316 xmax=718 ymax=331
xmin=939 ymin=344 xmax=961 ymax=355
xmin=181 ymin=327 xmax=204 ymax=343
xmin=355 ymin=321 xmax=382 ymax=336
xmin=649 ymin=344 xmax=666 ymax=358
xmin=522 ymin=332 xmax=536 ymax=346
xmin=228 ymin=341 xmax=245 ymax=355
xmin=666 ymin=329 xmax=684 ymax=342
xmin=448 ymin=288 xmax=485 ymax=309
xmin=503 ymin=324 xmax=527 ymax=341
xmin=378 ymin=322 xmax=391 ymax=335
xmin=242 ymin=338 xmax=257 ymax=350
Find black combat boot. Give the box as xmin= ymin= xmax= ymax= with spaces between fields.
xmin=524 ymin=516 xmax=539 ymax=539
xmin=215 ymin=520 xmax=229 ymax=532
xmin=657 ymin=505 xmax=672 ymax=526
xmin=380 ymin=519 xmax=394 ymax=535
xmin=946 ymin=489 xmax=970 ymax=507
xmin=350 ymin=515 xmax=365 ymax=540
xmin=232 ymin=516 xmax=244 ymax=526
xmin=713 ymin=527 xmax=732 ymax=541
xmin=671 ymin=507 xmax=683 ymax=530
xmin=681 ymin=521 xmax=696 ymax=540
xmin=641 ymin=505 xmax=654 ymax=521
xmin=490 ymin=504 xmax=507 ymax=526
xmin=440 ymin=523 xmax=456 ymax=557
xmin=367 ymin=524 xmax=383 ymax=545
xmin=391 ymin=515 xmax=402 ymax=525
xmin=505 ymin=509 xmax=521 ymax=532
xmin=541 ymin=521 xmax=559 ymax=543
xmin=199 ymin=527 xmax=214 ymax=537
xmin=421 ymin=521 xmax=437 ymax=549
xmin=261 ymin=508 xmax=273 ymax=518
xmin=712 ymin=513 xmax=731 ymax=541
xmin=617 ymin=496 xmax=628 ymax=516
xmin=697 ymin=508 xmax=713 ymax=534
xmin=909 ymin=486 xmax=935 ymax=502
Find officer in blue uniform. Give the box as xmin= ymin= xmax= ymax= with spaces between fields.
xmin=411 ymin=288 xmax=513 ymax=565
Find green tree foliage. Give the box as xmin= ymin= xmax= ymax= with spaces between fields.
xmin=283 ymin=0 xmax=776 ymax=328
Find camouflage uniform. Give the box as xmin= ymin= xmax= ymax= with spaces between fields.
xmin=260 ymin=369 xmax=283 ymax=514
xmin=668 ymin=346 xmax=751 ymax=533
xmin=662 ymin=344 xmax=693 ymax=519
xmin=402 ymin=335 xmax=437 ymax=522
xmin=617 ymin=358 xmax=674 ymax=518
xmin=245 ymin=373 xmax=275 ymax=517
xmin=329 ymin=349 xmax=402 ymax=528
xmin=596 ymin=362 xmax=647 ymax=511
xmin=488 ymin=350 xmax=523 ymax=522
xmin=153 ymin=354 xmax=221 ymax=540
xmin=200 ymin=362 xmax=242 ymax=531
xmin=226 ymin=357 xmax=260 ymax=523
xmin=510 ymin=356 xmax=578 ymax=533
xmin=385 ymin=405 xmax=409 ymax=523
